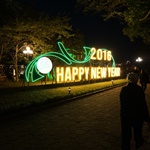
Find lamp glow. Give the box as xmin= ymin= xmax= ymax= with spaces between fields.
xmin=136 ymin=57 xmax=143 ymax=62
xmin=23 ymin=46 xmax=33 ymax=54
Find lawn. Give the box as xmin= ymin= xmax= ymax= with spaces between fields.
xmin=0 ymin=79 xmax=127 ymax=115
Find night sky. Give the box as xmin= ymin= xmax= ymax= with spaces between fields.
xmin=23 ymin=0 xmax=150 ymax=64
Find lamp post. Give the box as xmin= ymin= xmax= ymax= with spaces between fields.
xmin=23 ymin=46 xmax=33 ymax=55
xmin=135 ymin=57 xmax=143 ymax=72
xmin=14 ymin=45 xmax=33 ymax=82
xmin=14 ymin=44 xmax=20 ymax=82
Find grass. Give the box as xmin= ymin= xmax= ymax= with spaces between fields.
xmin=0 ymin=78 xmax=127 ymax=115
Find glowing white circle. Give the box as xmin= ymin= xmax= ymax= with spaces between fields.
xmin=37 ymin=57 xmax=52 ymax=74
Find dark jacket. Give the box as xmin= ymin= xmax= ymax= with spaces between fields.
xmin=120 ymin=83 xmax=150 ymax=122
xmin=140 ymin=72 xmax=149 ymax=84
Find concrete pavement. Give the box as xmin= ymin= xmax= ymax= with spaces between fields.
xmin=0 ymin=84 xmax=150 ymax=150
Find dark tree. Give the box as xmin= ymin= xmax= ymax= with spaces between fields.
xmin=77 ymin=0 xmax=150 ymax=44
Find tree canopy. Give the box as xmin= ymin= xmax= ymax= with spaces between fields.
xmin=0 ymin=0 xmax=82 ymax=81
xmin=77 ymin=0 xmax=150 ymax=44
xmin=0 ymin=0 xmax=85 ymax=65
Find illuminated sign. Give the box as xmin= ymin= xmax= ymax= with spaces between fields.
xmin=25 ymin=42 xmax=120 ymax=83
xmin=56 ymin=67 xmax=120 ymax=83
xmin=90 ymin=48 xmax=111 ymax=61
xmin=37 ymin=57 xmax=52 ymax=74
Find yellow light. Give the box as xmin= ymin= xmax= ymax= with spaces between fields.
xmin=56 ymin=67 xmax=64 ymax=83
xmin=90 ymin=48 xmax=97 ymax=60
xmin=56 ymin=66 xmax=120 ymax=83
xmin=101 ymin=68 xmax=107 ymax=78
xmin=90 ymin=47 xmax=112 ymax=61
xmin=103 ymin=50 xmax=106 ymax=60
xmin=72 ymin=67 xmax=78 ymax=81
xmin=65 ymin=67 xmax=72 ymax=82
xmin=96 ymin=67 xmax=101 ymax=79
xmin=91 ymin=67 xmax=97 ymax=79
xmin=108 ymin=67 xmax=120 ymax=77
xmin=85 ymin=67 xmax=89 ymax=80
xmin=78 ymin=67 xmax=84 ymax=80
xmin=107 ymin=51 xmax=111 ymax=61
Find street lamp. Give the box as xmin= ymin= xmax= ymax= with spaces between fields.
xmin=14 ymin=45 xmax=33 ymax=82
xmin=136 ymin=57 xmax=143 ymax=62
xmin=23 ymin=46 xmax=33 ymax=55
xmin=135 ymin=57 xmax=143 ymax=72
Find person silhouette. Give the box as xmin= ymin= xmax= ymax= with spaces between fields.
xmin=140 ymin=69 xmax=149 ymax=91
xmin=120 ymin=72 xmax=150 ymax=150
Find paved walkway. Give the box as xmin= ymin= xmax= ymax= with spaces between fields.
xmin=0 ymin=84 xmax=150 ymax=150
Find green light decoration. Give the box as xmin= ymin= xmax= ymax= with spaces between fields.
xmin=25 ymin=42 xmax=116 ymax=82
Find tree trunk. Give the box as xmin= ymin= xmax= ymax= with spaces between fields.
xmin=15 ymin=44 xmax=19 ymax=82
xmin=0 ymin=44 xmax=4 ymax=63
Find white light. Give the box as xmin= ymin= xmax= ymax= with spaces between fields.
xmin=37 ymin=57 xmax=53 ymax=74
xmin=23 ymin=46 xmax=33 ymax=54
xmin=26 ymin=46 xmax=30 ymax=51
xmin=136 ymin=57 xmax=143 ymax=62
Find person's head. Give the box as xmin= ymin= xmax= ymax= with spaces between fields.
xmin=128 ymin=72 xmax=139 ymax=84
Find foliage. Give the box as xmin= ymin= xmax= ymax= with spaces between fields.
xmin=0 ymin=16 xmax=73 ymax=66
xmin=0 ymin=14 xmax=74 ymax=82
xmin=77 ymin=0 xmax=150 ymax=44
xmin=0 ymin=1 xmax=74 ymax=82
xmin=0 ymin=0 xmax=86 ymax=65
xmin=0 ymin=79 xmax=127 ymax=114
